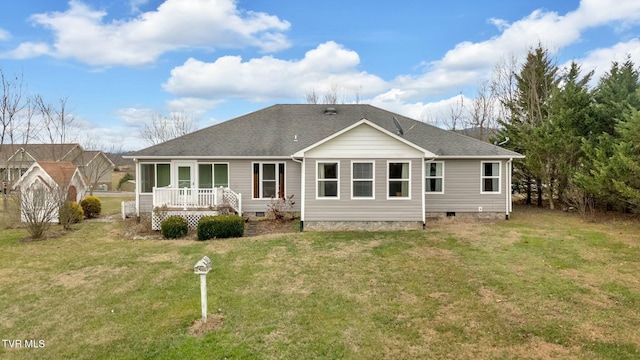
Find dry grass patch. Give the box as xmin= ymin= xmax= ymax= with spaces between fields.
xmin=1 ymin=205 xmax=640 ymax=359
xmin=188 ymin=314 xmax=224 ymax=337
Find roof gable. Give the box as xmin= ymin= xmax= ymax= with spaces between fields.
xmin=293 ymin=119 xmax=434 ymax=158
xmin=13 ymin=161 xmax=86 ymax=190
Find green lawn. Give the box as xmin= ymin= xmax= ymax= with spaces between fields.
xmin=1 ymin=202 xmax=639 ymax=359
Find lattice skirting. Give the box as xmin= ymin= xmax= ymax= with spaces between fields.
xmin=152 ymin=210 xmax=219 ymax=230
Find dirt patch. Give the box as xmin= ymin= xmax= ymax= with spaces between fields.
xmin=188 ymin=314 xmax=224 ymax=337
xmin=245 ymin=219 xmax=298 ymax=237
xmin=20 ymin=228 xmax=72 ymax=242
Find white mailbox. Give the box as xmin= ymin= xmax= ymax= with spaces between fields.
xmin=194 ymin=256 xmax=212 ymax=322
xmin=194 ymin=256 xmax=212 ymax=275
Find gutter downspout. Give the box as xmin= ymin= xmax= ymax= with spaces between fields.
xmin=506 ymin=158 xmax=513 ymax=220
xmin=423 ymin=156 xmax=436 ymax=229
xmin=133 ymin=158 xmax=140 ymax=218
xmin=291 ymin=155 xmax=304 ymax=231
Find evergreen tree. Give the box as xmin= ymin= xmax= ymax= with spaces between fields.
xmin=547 ymin=62 xmax=595 ymax=204
xmin=607 ymin=105 xmax=640 ymax=210
xmin=498 ymin=45 xmax=559 ymax=207
xmin=590 ymin=57 xmax=640 ymax=138
xmin=577 ymin=59 xmax=640 ymax=211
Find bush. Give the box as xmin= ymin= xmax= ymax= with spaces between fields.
xmin=80 ymin=196 xmax=102 ymax=219
xmin=197 ymin=216 xmax=217 ymax=241
xmin=266 ymin=194 xmax=295 ymax=222
xmin=59 ymin=201 xmax=84 ymax=230
xmin=197 ymin=214 xmax=244 ymax=240
xmin=161 ymin=215 xmax=189 ymax=239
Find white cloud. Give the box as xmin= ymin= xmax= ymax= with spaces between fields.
xmin=116 ymin=107 xmax=156 ymax=126
xmin=129 ymin=0 xmax=150 ymax=13
xmin=4 ymin=0 xmax=291 ymax=66
xmin=163 ymin=41 xmax=388 ymax=102
xmin=0 ymin=28 xmax=10 ymax=41
xmin=381 ymin=0 xmax=640 ymax=105
xmin=4 ymin=42 xmax=51 ymax=58
xmin=166 ymin=97 xmax=223 ymax=114
xmin=565 ymin=38 xmax=640 ymax=82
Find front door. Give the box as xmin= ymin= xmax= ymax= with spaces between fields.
xmin=177 ymin=163 xmax=194 ymax=188
xmin=175 ymin=162 xmax=196 ymax=206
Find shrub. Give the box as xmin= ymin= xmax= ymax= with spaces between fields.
xmin=266 ymin=194 xmax=295 ymax=222
xmin=59 ymin=201 xmax=84 ymax=230
xmin=161 ymin=215 xmax=189 ymax=239
xmin=197 ymin=214 xmax=244 ymax=239
xmin=80 ymin=196 xmax=102 ymax=218
xmin=197 ymin=216 xmax=217 ymax=240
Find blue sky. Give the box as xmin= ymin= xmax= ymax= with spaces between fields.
xmin=1 ymin=0 xmax=640 ymax=150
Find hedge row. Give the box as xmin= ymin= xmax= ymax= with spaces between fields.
xmin=197 ymin=215 xmax=244 ymax=240
xmin=159 ymin=214 xmax=244 ymax=240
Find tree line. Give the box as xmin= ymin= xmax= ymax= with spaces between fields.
xmin=492 ymin=45 xmax=640 ymax=215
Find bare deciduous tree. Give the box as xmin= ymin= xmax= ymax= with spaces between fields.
xmin=1 ymin=70 xmax=35 ymax=212
xmin=79 ymin=136 xmax=120 ymax=195
xmin=465 ymin=81 xmax=499 ymax=142
xmin=35 ymin=95 xmax=77 ymax=146
xmin=18 ymin=181 xmax=65 ymax=239
xmin=304 ymin=85 xmax=362 ymax=105
xmin=140 ymin=111 xmax=197 ymax=145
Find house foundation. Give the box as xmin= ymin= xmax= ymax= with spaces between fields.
xmin=303 ymin=221 xmax=424 ymax=231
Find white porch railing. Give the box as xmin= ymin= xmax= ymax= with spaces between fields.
xmin=152 ymin=187 xmax=242 ymax=215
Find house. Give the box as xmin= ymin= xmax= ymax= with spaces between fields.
xmin=0 ymin=144 xmax=115 ymax=191
xmin=126 ymin=104 xmax=524 ymax=231
xmin=0 ymin=144 xmax=82 ymax=182
xmin=74 ymin=150 xmax=116 ymax=192
xmin=12 ymin=161 xmax=88 ymax=223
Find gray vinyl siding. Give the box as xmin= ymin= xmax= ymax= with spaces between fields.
xmin=139 ymin=194 xmax=153 ymax=213
xmin=425 ymin=159 xmax=508 ymax=213
xmin=226 ymin=159 xmax=302 ymax=214
xmin=304 ymin=158 xmax=423 ymax=222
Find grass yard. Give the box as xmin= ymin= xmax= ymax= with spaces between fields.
xmin=0 ymin=200 xmax=639 ymax=359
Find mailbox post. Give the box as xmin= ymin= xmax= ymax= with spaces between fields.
xmin=194 ymin=256 xmax=212 ymax=322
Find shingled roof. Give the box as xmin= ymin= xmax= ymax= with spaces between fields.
xmin=129 ymin=104 xmax=523 ymax=158
xmin=0 ymin=144 xmax=80 ymax=163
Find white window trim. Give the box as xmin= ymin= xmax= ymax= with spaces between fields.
xmin=480 ymin=161 xmax=502 ymax=194
xmin=316 ymin=160 xmax=340 ymax=200
xmin=198 ymin=162 xmax=230 ymax=188
xmin=351 ymin=160 xmax=375 ymax=200
xmin=425 ymin=161 xmax=445 ymax=194
xmin=252 ymin=162 xmax=285 ymax=199
xmin=387 ymin=160 xmax=411 ymax=200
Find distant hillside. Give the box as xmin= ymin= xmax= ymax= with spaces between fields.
xmin=106 ymin=152 xmax=135 ymax=170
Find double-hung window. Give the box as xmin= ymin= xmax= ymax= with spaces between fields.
xmin=140 ymin=163 xmax=170 ymax=193
xmin=352 ymin=161 xmax=374 ymax=199
xmin=481 ymin=161 xmax=501 ymax=193
xmin=253 ymin=163 xmax=285 ymax=199
xmin=425 ymin=161 xmax=444 ymax=193
xmin=317 ymin=162 xmax=339 ymax=198
xmin=388 ymin=161 xmax=410 ymax=198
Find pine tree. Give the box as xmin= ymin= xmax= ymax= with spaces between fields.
xmin=499 ymin=45 xmax=559 ymax=207
xmin=576 ymin=59 xmax=640 ymax=211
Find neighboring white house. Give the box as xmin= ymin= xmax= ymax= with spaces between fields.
xmin=12 ymin=161 xmax=88 ymax=223
xmin=0 ymin=144 xmax=115 ymax=191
